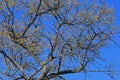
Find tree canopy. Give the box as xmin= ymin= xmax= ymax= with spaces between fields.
xmin=0 ymin=0 xmax=115 ymax=80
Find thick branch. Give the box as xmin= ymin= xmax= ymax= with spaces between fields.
xmin=45 ymin=66 xmax=84 ymax=79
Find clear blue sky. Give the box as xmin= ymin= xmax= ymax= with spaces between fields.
xmin=103 ymin=0 xmax=120 ymax=79
xmin=65 ymin=0 xmax=120 ymax=80
xmin=87 ymin=0 xmax=120 ymax=80
xmin=88 ymin=0 xmax=120 ymax=80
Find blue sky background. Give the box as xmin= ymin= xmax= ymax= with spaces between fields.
xmin=0 ymin=0 xmax=119 ymax=80
xmin=65 ymin=0 xmax=120 ymax=80
xmin=89 ymin=0 xmax=120 ymax=80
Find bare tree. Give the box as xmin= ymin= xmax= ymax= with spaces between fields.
xmin=0 ymin=0 xmax=115 ymax=80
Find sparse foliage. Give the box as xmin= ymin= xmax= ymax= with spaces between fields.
xmin=0 ymin=0 xmax=115 ymax=80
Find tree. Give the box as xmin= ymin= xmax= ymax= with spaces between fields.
xmin=0 ymin=0 xmax=115 ymax=80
